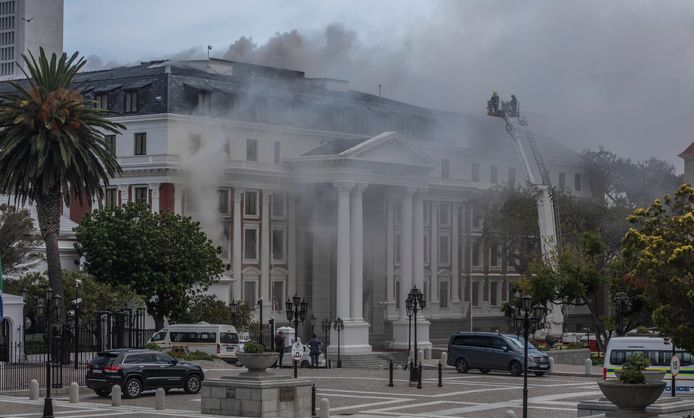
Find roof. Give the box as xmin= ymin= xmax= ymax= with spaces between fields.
xmin=679 ymin=141 xmax=694 ymax=157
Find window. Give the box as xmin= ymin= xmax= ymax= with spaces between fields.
xmin=243 ymin=226 xmax=258 ymax=260
xmin=246 ymin=139 xmax=258 ymax=161
xmin=134 ymin=132 xmax=146 ymax=155
xmin=124 ymin=90 xmax=138 ymax=113
xmin=272 ymin=281 xmax=284 ymax=311
xmin=271 ymin=192 xmax=286 ymax=218
xmin=439 ymin=281 xmax=449 ymax=308
xmin=483 ymin=279 xmax=489 ymax=302
xmin=423 ymin=234 xmax=430 ymax=265
xmin=490 ymin=281 xmax=498 ymax=306
xmin=274 ymin=142 xmax=281 ymax=163
xmin=472 ymin=208 xmax=482 ymax=229
xmin=272 ymin=228 xmax=285 ymax=261
xmin=471 ymin=163 xmax=480 ymax=182
xmin=490 ymin=165 xmax=498 ymax=184
xmin=472 ymin=239 xmax=481 ymax=267
xmin=95 ymin=93 xmax=109 ymax=110
xmin=441 ymin=159 xmax=450 ymax=178
xmin=558 ymin=172 xmax=566 ymax=189
xmin=243 ymin=281 xmax=257 ymax=309
xmin=197 ymin=91 xmax=212 ymax=114
xmin=189 ymin=134 xmax=201 ymax=154
xmin=220 ymin=223 xmax=230 ymax=259
xmin=124 ymin=353 xmax=152 ymax=364
xmin=395 ymin=281 xmax=400 ymax=308
xmin=472 ymin=281 xmax=480 ymax=306
xmin=105 ymin=135 xmax=116 ymax=154
xmin=218 ymin=189 xmax=230 ymax=215
xmin=575 ymin=173 xmax=582 ymax=191
xmin=490 ymin=244 xmax=500 ymax=267
xmin=438 ymin=203 xmax=451 ymax=226
xmin=502 ymin=279 xmax=508 ymax=302
xmin=423 ymin=202 xmax=430 ymax=226
xmin=508 ymin=167 xmax=516 ymax=186
xmin=220 ymin=332 xmax=238 ymax=344
xmin=105 ymin=188 xmax=117 ymax=207
xmin=244 ymin=191 xmax=258 ymax=217
xmin=438 ymin=234 xmax=450 ymax=265
xmin=134 ymin=186 xmax=148 ymax=204
xmin=394 ymin=233 xmax=401 ymax=264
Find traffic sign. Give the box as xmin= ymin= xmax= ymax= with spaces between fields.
xmin=292 ymin=341 xmax=303 ymax=361
xmin=671 ymin=354 xmax=681 ymax=377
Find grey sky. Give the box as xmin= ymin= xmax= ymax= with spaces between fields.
xmin=65 ymin=0 xmax=694 ymax=171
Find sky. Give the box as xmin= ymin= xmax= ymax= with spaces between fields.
xmin=64 ymin=0 xmax=694 ymax=172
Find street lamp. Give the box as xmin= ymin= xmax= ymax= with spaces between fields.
xmin=613 ymin=292 xmax=631 ymax=336
xmin=285 ymin=294 xmax=308 ymax=378
xmin=229 ymin=299 xmax=239 ymax=324
xmin=320 ymin=318 xmax=331 ymax=368
xmin=406 ymin=297 xmax=414 ymax=365
xmin=35 ymin=286 xmax=62 ymax=418
xmin=333 ymin=317 xmax=344 ymax=368
xmin=406 ymin=286 xmax=425 ymax=387
xmin=511 ymin=294 xmax=547 ymax=418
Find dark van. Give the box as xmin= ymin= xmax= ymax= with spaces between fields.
xmin=446 ymin=332 xmax=550 ymax=376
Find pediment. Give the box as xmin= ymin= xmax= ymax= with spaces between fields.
xmin=338 ymin=132 xmax=435 ymax=166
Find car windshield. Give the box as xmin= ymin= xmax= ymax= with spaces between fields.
xmin=220 ymin=332 xmax=238 ymax=344
xmin=507 ymin=337 xmax=537 ymax=350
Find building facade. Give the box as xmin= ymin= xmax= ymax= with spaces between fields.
xmin=3 ymin=58 xmax=593 ymax=352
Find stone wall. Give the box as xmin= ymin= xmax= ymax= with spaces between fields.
xmin=547 ymin=348 xmax=591 ymax=365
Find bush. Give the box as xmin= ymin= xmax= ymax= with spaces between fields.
xmin=243 ymin=341 xmax=269 ymax=353
xmin=170 ymin=350 xmax=218 ymax=361
xmin=144 ymin=342 xmax=162 ymax=351
xmin=619 ymin=353 xmax=651 ymax=384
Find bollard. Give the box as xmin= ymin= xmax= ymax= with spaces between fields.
xmin=111 ymin=385 xmax=122 ymax=407
xmin=319 ymin=398 xmax=330 ymax=418
xmin=417 ymin=349 xmax=424 ymax=364
xmin=155 ymin=387 xmax=165 ymax=410
xmin=389 ymin=359 xmax=394 ymax=387
xmin=549 ymin=357 xmax=555 ymax=373
xmin=311 ymin=384 xmax=316 ymax=416
xmin=417 ymin=362 xmax=423 ymax=389
xmin=505 ymin=410 xmax=517 ymax=418
xmin=69 ymin=382 xmax=79 ymax=403
xmin=29 ymin=379 xmax=39 ymax=400
xmin=441 ymin=352 xmax=448 ymax=366
xmin=425 ymin=347 xmax=432 ymax=360
xmin=328 ymin=359 xmax=331 ymax=369
xmin=584 ymin=358 xmax=593 ymax=376
xmin=438 ymin=361 xmax=443 ymax=387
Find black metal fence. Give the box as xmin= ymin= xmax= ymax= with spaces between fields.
xmin=0 ymin=308 xmax=156 ymax=392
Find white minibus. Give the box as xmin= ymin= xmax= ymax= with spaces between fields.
xmin=604 ymin=336 xmax=694 ymax=394
xmin=148 ymin=323 xmax=240 ymax=364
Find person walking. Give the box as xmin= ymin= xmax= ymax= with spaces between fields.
xmin=274 ymin=331 xmax=285 ymax=368
xmin=307 ymin=334 xmax=322 ymax=368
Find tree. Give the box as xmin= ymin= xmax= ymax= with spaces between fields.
xmin=0 ymin=49 xmax=123 ymax=305
xmin=74 ymin=203 xmax=225 ymax=329
xmin=0 ymin=203 xmax=41 ymax=274
xmin=170 ymin=294 xmax=232 ymax=325
xmin=622 ymin=184 xmax=694 ymax=352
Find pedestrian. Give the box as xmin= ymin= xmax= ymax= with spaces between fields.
xmin=274 ymin=331 xmax=285 ymax=368
xmin=307 ymin=334 xmax=321 ymax=368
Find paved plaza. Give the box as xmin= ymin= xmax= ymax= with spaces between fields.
xmin=0 ymin=363 xmax=611 ymax=417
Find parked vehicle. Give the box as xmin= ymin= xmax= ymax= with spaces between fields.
xmin=276 ymin=344 xmax=326 ymax=368
xmin=447 ymin=332 xmax=550 ymax=376
xmin=603 ymin=336 xmax=694 ymax=394
xmin=86 ymin=349 xmax=205 ymax=398
xmin=148 ymin=323 xmax=240 ymax=364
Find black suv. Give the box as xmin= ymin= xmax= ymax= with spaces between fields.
xmin=86 ymin=349 xmax=204 ymax=398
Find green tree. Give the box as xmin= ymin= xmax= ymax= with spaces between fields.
xmin=170 ymin=294 xmax=232 ymax=325
xmin=622 ymin=184 xmax=694 ymax=352
xmin=0 ymin=203 xmax=41 ymax=274
xmin=0 ymin=49 xmax=123 ymax=304
xmin=74 ymin=202 xmax=225 ymax=329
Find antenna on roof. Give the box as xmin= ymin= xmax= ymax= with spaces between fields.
xmin=207 ymin=45 xmax=212 ymax=60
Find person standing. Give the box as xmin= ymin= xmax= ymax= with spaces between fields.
xmin=307 ymin=334 xmax=322 ymax=368
xmin=274 ymin=331 xmax=285 ymax=368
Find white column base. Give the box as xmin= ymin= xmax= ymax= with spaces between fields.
xmin=391 ymin=318 xmax=433 ymax=350
xmin=327 ymin=320 xmax=372 ymax=354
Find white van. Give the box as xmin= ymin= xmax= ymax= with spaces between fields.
xmin=603 ymin=336 xmax=694 ymax=394
xmin=148 ymin=323 xmax=240 ymax=364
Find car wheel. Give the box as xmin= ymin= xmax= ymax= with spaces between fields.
xmin=301 ymin=360 xmax=311 ymax=368
xmin=510 ymin=361 xmax=522 ymax=377
xmin=534 ymin=372 xmax=545 ymax=377
xmin=479 ymin=368 xmax=491 ymax=374
xmin=184 ymin=374 xmax=202 ymax=394
xmin=455 ymin=358 xmax=469 ymax=374
xmin=94 ymin=389 xmax=111 ymax=398
xmin=124 ymin=378 xmax=143 ymax=399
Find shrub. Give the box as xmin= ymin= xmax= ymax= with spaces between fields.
xmin=243 ymin=341 xmax=269 ymax=353
xmin=144 ymin=342 xmax=162 ymax=351
xmin=173 ymin=350 xmax=218 ymax=361
xmin=619 ymin=353 xmax=651 ymax=384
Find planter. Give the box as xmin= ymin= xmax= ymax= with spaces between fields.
xmin=237 ymin=352 xmax=278 ymax=373
xmin=614 ymin=369 xmax=666 ymax=381
xmin=598 ymin=380 xmax=666 ymax=410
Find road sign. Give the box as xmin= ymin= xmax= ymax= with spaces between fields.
xmin=671 ymin=354 xmax=681 ymax=377
xmin=292 ymin=341 xmax=303 ymax=361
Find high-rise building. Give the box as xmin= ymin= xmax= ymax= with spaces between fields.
xmin=0 ymin=0 xmax=63 ymax=78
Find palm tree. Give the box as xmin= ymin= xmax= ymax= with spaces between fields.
xmin=0 ymin=48 xmax=124 ymax=305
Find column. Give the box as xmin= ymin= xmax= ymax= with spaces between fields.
xmin=174 ymin=185 xmax=184 ymax=215
xmin=333 ymin=182 xmax=353 ymax=320
xmin=350 ymin=184 xmax=367 ymax=321
xmin=287 ymin=192 xmax=297 ymax=300
xmin=260 ymin=190 xmax=271 ymax=316
xmin=386 ymin=198 xmax=394 ymax=305
xmin=118 ymin=185 xmax=130 ymax=205
xmin=413 ymin=191 xmax=424 ymax=292
xmin=398 ymin=188 xmax=414 ymax=319
xmin=232 ymin=188 xmax=242 ymax=300
xmin=452 ymin=203 xmax=461 ymax=303
xmin=430 ymin=201 xmax=439 ymax=303
xmin=148 ymin=183 xmax=160 ymax=212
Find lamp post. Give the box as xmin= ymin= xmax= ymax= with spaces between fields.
xmin=406 ymin=297 xmax=413 ymax=365
xmin=512 ymin=295 xmax=547 ymax=418
xmin=285 ymin=294 xmax=308 ymax=378
xmin=333 ymin=317 xmax=344 ymax=368
xmin=320 ymin=318 xmax=331 ymax=368
xmin=257 ymin=297 xmax=264 ymax=345
xmin=229 ymin=299 xmax=239 ymax=325
xmin=613 ymin=292 xmax=631 ymax=336
xmin=406 ymin=287 xmax=425 ymax=386
xmin=36 ymin=286 xmax=62 ymax=418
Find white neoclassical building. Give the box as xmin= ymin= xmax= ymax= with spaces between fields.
xmin=0 ymin=58 xmax=594 ymax=353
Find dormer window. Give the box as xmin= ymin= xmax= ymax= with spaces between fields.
xmin=95 ymin=93 xmax=109 ymax=110
xmin=124 ymin=90 xmax=138 ymax=113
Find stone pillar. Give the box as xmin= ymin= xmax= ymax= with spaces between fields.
xmin=118 ymin=185 xmax=129 ymax=206
xmin=350 ymin=183 xmax=367 ymax=321
xmin=430 ymin=201 xmax=439 ymax=304
xmin=333 ymin=182 xmax=353 ymax=320
xmin=148 ymin=183 xmax=160 ymax=212
xmin=287 ymin=192 xmax=297 ymax=300
xmin=260 ymin=190 xmax=271 ymax=318
xmin=386 ymin=198 xmax=395 ymax=309
xmin=232 ymin=188 xmax=243 ymax=300
xmin=391 ymin=187 xmax=416 ymax=350
xmin=174 ymin=185 xmax=184 ymax=215
xmin=413 ymin=191 xmax=424 ymax=292
xmin=452 ymin=203 xmax=461 ymax=303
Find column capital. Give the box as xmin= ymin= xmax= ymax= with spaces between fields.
xmin=233 ymin=187 xmax=244 ymax=201
xmin=117 ymin=185 xmax=129 ymax=192
xmin=262 ymin=190 xmax=272 ymax=204
xmin=333 ymin=181 xmax=355 ymax=193
xmin=148 ymin=183 xmax=160 ymax=198
xmin=402 ymin=186 xmax=418 ymax=197
xmin=351 ymin=183 xmax=368 ymax=198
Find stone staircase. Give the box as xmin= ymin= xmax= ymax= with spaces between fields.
xmin=327 ymin=351 xmax=410 ymax=369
